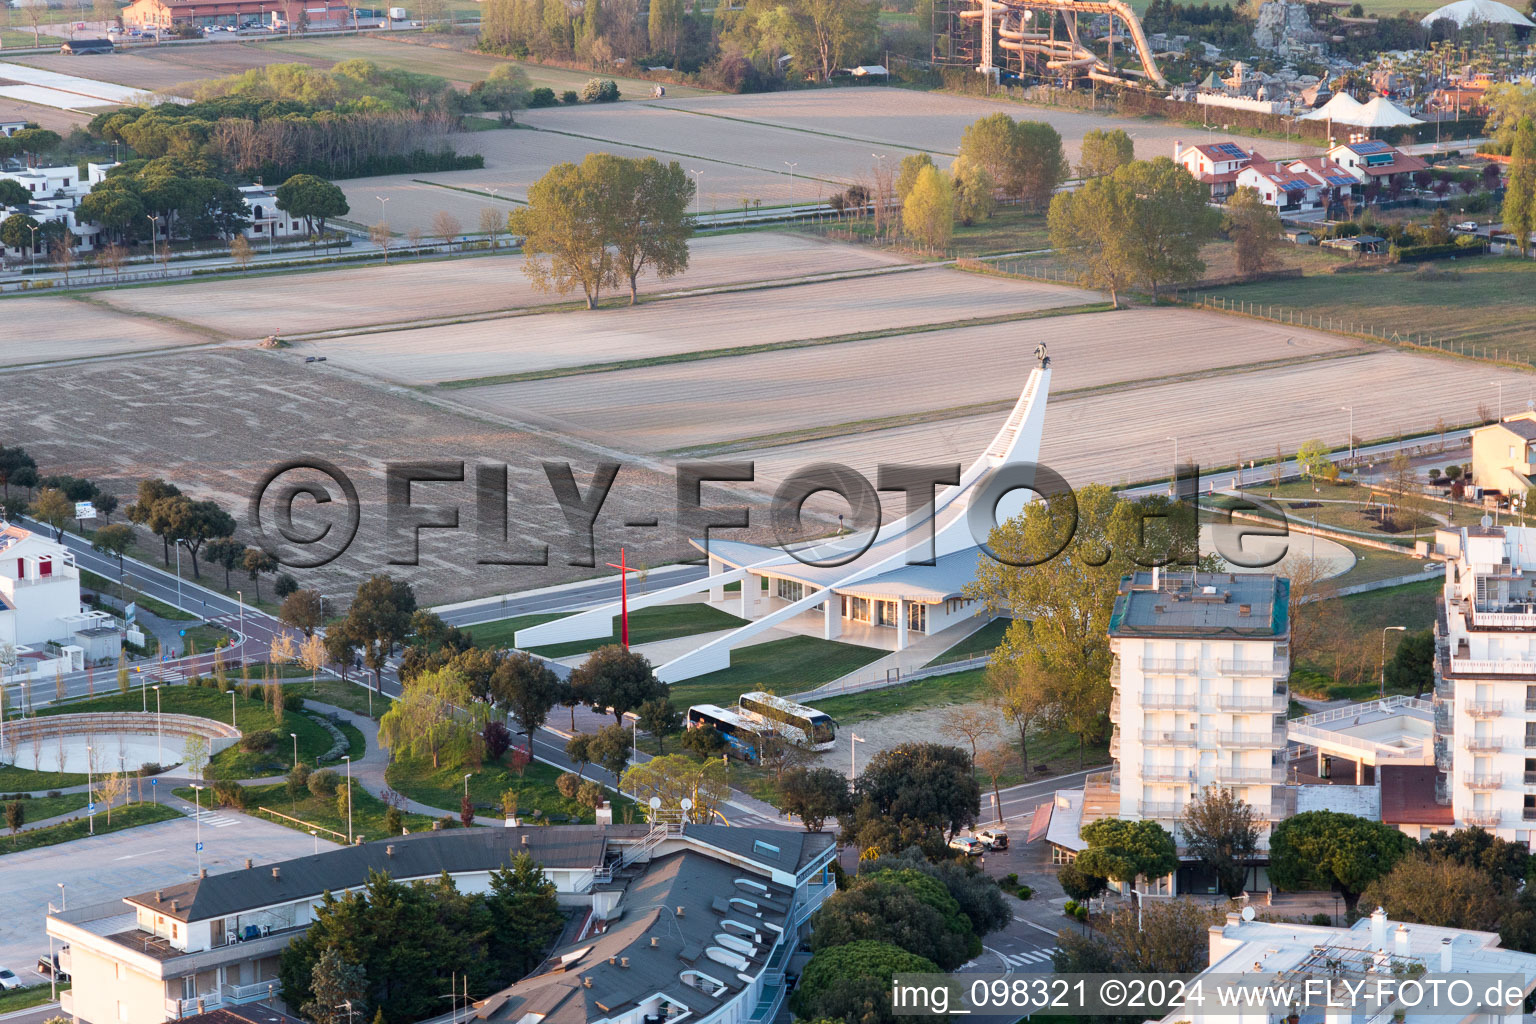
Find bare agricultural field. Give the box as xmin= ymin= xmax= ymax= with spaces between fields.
xmin=0 ymin=295 xmax=214 ymax=366
xmin=344 ymin=127 xmax=809 ymax=225
xmin=0 ymin=347 xmax=718 ymax=605
xmin=628 ymin=88 xmax=1321 ymax=170
xmin=91 ymin=232 xmax=908 ymax=338
xmin=0 ymin=94 xmax=85 ymax=132
xmin=7 ymin=50 xmax=251 ymax=95
xmin=454 ymin=305 xmax=1367 ymax=455
xmin=732 ymin=342 xmax=1521 ymax=495
xmin=309 ymin=267 xmax=1095 ymax=385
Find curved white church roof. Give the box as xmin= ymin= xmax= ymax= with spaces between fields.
xmin=1420 ymin=0 xmax=1533 ymax=27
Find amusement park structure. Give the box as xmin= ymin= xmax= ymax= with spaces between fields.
xmin=938 ymin=0 xmax=1169 ymax=90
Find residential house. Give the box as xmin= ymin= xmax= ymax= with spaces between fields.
xmin=1471 ymin=412 xmax=1536 ymax=497
xmin=47 ymin=823 xmax=837 ymax=1024
xmin=120 ymin=0 xmax=353 ymax=31
xmin=1236 ymin=155 xmax=1355 ymax=214
xmin=1326 ymin=139 xmax=1429 ymax=191
xmin=1174 ymin=139 xmax=1263 ymax=200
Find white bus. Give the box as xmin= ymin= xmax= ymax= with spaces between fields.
xmin=686 ymin=704 xmax=763 ymax=762
xmin=737 ymin=691 xmax=837 ymax=750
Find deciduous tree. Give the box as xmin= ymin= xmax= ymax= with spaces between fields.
xmin=489 ymin=651 xmax=563 ymax=748
xmin=620 ymin=753 xmax=731 ymax=822
xmin=1180 ymin=785 xmax=1260 ymax=898
xmin=1502 ymin=115 xmax=1536 ymax=257
xmin=901 ymin=165 xmax=954 ymax=250
xmin=377 ymin=667 xmax=484 ymax=769
xmin=1077 ymin=127 xmax=1134 ymax=178
xmin=780 ymin=765 xmax=851 ymax=832
xmin=568 ymin=644 xmax=666 ymax=724
xmin=1269 ymin=810 xmax=1414 ymax=915
xmin=605 ymin=155 xmax=693 ymax=304
xmin=1224 ymin=185 xmax=1284 ymax=276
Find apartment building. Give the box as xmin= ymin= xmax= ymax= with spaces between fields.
xmin=1431 ymin=522 xmax=1536 ymax=839
xmin=47 ymin=823 xmax=837 ymax=1024
xmin=1107 ymin=571 xmax=1292 ymax=833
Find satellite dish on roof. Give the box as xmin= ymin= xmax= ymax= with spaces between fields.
xmin=1482 ymin=514 xmax=1494 ymax=528
xmin=1241 ymin=906 xmax=1257 ymax=922
xmin=680 ymin=798 xmax=694 ymax=811
xmin=649 ymin=797 xmax=662 ymax=810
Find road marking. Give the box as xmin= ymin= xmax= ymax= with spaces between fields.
xmin=982 ymin=945 xmax=1012 ymax=975
xmin=1013 ymin=916 xmax=1064 ymax=938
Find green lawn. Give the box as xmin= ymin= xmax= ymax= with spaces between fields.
xmin=0 ymin=764 xmax=86 ymax=791
xmin=284 ymin=676 xmax=394 ymax=720
xmin=1332 ymin=541 xmax=1435 ymax=586
xmin=386 ymin=754 xmax=632 ymax=822
xmin=35 ymin=687 xmax=335 ymax=779
xmin=0 ymin=792 xmax=89 ymax=823
xmin=0 ymin=983 xmax=69 ymax=1015
xmin=926 ymin=617 xmax=1011 ymax=665
xmin=0 ymin=30 xmax=64 ymax=48
xmin=470 ymin=604 xmax=747 ymax=658
xmin=952 ymin=206 xmax=1051 ymax=257
xmin=81 ymin=569 xmax=197 ymax=622
xmin=667 ymin=635 xmax=887 ymax=709
xmin=0 ymin=801 xmax=180 ymax=856
xmin=812 ymin=667 xmax=991 ymax=725
xmin=180 ymin=780 xmax=436 ymax=841
xmin=1200 ymin=257 xmax=1536 ymax=362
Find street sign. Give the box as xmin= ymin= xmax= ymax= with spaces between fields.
xmin=151 ymin=779 xmax=157 ymax=786
xmin=87 ymin=803 xmax=95 ymax=813
xmin=196 ymin=841 xmax=203 ymax=851
xmin=75 ymin=501 xmax=96 ymax=520
xmin=125 ymin=602 xmax=137 ymax=623
xmin=178 ymin=629 xmax=186 ymax=637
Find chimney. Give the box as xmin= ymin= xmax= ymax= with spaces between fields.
xmin=199 ymin=868 xmax=207 ymax=879
xmin=1152 ymin=564 xmax=1160 ymax=590
xmin=1370 ymin=907 xmax=1388 ymax=947
xmin=1226 ymin=911 xmax=1241 ymax=928
xmin=170 ymin=899 xmax=179 ymax=912
xmin=1239 ymin=604 xmax=1252 ymax=616
xmin=676 ymin=906 xmax=685 ymax=918
xmin=650 ymin=937 xmax=660 ymax=948
xmin=272 ymin=866 xmax=281 ymax=880
xmin=521 ymin=834 xmax=528 ymax=846
xmin=1393 ymin=924 xmax=1410 ymax=957
xmin=156 ymin=890 xmax=163 ymax=902
xmin=1173 ymin=139 xmax=1184 ymax=163
xmin=244 ymin=858 xmax=253 ymax=870
xmin=620 ymin=958 xmax=629 ymax=969
xmin=609 ymin=956 xmax=617 ymax=966
xmin=1440 ymin=937 xmax=1453 ymax=972
xmin=386 ymin=845 xmax=394 ymax=857
xmin=582 ymin=977 xmax=593 ymax=989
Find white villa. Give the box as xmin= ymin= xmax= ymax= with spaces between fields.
xmin=0 ymin=522 xmax=118 ymax=676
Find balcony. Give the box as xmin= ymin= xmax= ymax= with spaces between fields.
xmin=1463 ymin=736 xmax=1504 ymax=752
xmin=1525 ymin=809 xmax=1536 ymax=823
xmin=1109 ymin=730 xmax=1120 ymax=758
xmin=1141 ymin=729 xmax=1197 ymax=746
xmin=1212 ymin=765 xmax=1286 ymax=784
xmin=1138 ymin=801 xmax=1186 ymax=819
xmin=1216 ymin=730 xmax=1286 ymax=749
xmin=1216 ymin=694 xmax=1288 ymax=713
xmin=1464 ymin=811 xmax=1502 ymax=827
xmin=1139 ymin=657 xmax=1198 ymax=674
xmin=1109 ymin=695 xmax=1119 ymax=718
xmin=221 ymin=980 xmax=281 ymax=1004
xmin=1218 ymin=660 xmax=1285 ymax=677
xmin=1463 ymin=773 xmax=1504 ymax=790
xmin=1449 ymin=657 xmax=1536 ymax=677
xmin=1140 ymin=693 xmax=1195 ymax=710
xmin=1527 ymin=700 xmax=1536 ymax=712
xmin=1525 ymin=771 xmax=1536 ymax=785
xmin=1141 ymin=765 xmax=1195 ymax=783
xmin=1465 ymin=700 xmax=1507 ymax=718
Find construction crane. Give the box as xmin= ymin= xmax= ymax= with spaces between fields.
xmin=953 ymin=0 xmax=1168 ymax=91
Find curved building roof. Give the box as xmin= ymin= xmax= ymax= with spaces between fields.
xmin=1419 ymin=0 xmax=1533 ymax=26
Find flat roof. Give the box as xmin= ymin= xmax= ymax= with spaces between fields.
xmin=1109 ymin=572 xmax=1288 ymax=638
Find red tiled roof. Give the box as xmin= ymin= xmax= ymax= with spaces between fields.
xmin=1379 ymin=765 xmax=1453 ymax=825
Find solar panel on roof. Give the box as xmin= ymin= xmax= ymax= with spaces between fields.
xmin=1354 ymin=140 xmax=1390 ymax=154
xmin=1214 ymin=142 xmax=1246 ymax=158
xmin=1324 ymin=173 xmax=1355 ymax=186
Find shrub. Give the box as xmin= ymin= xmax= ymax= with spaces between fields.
xmin=556 ymin=772 xmax=581 ymax=799
xmin=240 ymin=729 xmax=277 ymax=752
xmin=286 ymin=762 xmax=311 ymax=798
xmin=274 ymin=573 xmax=298 ymax=598
xmin=576 ymin=780 xmax=606 ymax=810
xmin=581 ymin=78 xmax=619 ymax=103
xmin=308 ymin=768 xmax=339 ymax=797
xmin=1311 ymin=912 xmax=1334 ymax=926
xmin=560 ymin=90 xmax=580 ymax=105
xmin=136 ymin=764 xmax=161 ymax=778
xmin=528 ymin=87 xmax=557 ymax=107
xmin=283 ymin=692 xmax=305 ymax=712
xmin=213 ymin=779 xmax=246 ymax=809
xmin=385 ymin=804 xmax=403 ymax=836
xmin=1063 ymin=899 xmax=1079 ymax=916
xmin=483 ymin=720 xmax=512 ymax=760
xmin=336 ymin=785 xmax=351 ymax=823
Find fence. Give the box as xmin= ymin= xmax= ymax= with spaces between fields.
xmin=1183 ymin=291 xmax=1536 ymax=369
xmin=257 ymin=806 xmax=348 ymax=842
xmin=957 ymin=255 xmax=1076 ymax=284
xmin=788 ymin=652 xmax=990 ymax=703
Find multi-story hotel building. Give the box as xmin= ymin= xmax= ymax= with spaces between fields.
xmin=1432 ymin=522 xmax=1536 ymax=838
xmin=47 ymin=823 xmax=836 ymax=1024
xmin=1107 ymin=570 xmax=1292 ymax=833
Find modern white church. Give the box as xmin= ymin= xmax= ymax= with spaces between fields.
xmin=515 ymin=353 xmax=1056 ymax=682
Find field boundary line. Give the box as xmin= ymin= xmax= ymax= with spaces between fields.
xmin=642 ymin=102 xmax=953 ymax=157
xmin=433 ymin=302 xmax=1115 ymax=390
xmin=70 ymin=292 xmax=233 ymax=342
xmin=671 ymin=348 xmax=1379 ymax=457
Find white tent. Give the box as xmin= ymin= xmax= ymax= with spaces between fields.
xmin=1353 ymin=96 xmax=1424 ymax=127
xmin=1299 ymin=91 xmax=1364 ymax=121
xmin=1420 ymin=0 xmax=1534 ymax=27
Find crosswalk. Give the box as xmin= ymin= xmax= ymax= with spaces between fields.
xmin=188 ymin=809 xmax=240 ymax=828
xmin=1001 ymin=948 xmax=1057 ymax=967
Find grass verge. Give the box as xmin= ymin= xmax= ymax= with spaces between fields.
xmin=385 ymin=755 xmax=633 ymax=823
xmin=0 ymin=764 xmax=87 ymax=791
xmin=0 ymin=982 xmax=69 ymax=1014
xmin=469 ymin=603 xmax=746 ymax=658
xmin=0 ymin=801 xmax=181 ymax=856
xmin=284 ymin=676 xmax=394 ymax=719
xmin=667 ymin=635 xmax=886 ymax=709
xmin=811 ymin=667 xmax=991 ymax=725
xmin=179 ymin=781 xmax=435 ymax=841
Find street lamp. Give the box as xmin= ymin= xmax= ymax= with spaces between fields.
xmin=144 ymin=214 xmax=156 ymax=267
xmin=375 ymin=195 xmax=389 ymax=226
xmin=783 ymin=161 xmax=797 ymax=218
xmin=86 ymin=745 xmax=94 ymax=836
xmin=342 ymin=754 xmax=353 ymax=844
xmin=27 ymin=223 xmax=37 ymax=274
xmin=153 ymin=684 xmax=162 ymax=763
xmin=291 ymin=732 xmax=298 ymax=768
xmin=1493 ymin=380 xmax=1505 ymax=421
xmin=1380 ymin=625 xmax=1407 ymax=695
xmin=57 ymin=882 xmax=66 ymax=911
xmin=231 ymin=690 xmax=237 ymax=727
xmin=850 ymin=732 xmax=866 ymax=779
xmin=1341 ymin=405 xmax=1354 ymax=459
xmin=463 ymin=773 xmax=472 ymax=799
xmin=1167 ymin=435 xmax=1179 ymax=491
xmin=689 ymin=169 xmax=704 ymax=219
xmin=236 ymin=590 xmax=244 ymax=648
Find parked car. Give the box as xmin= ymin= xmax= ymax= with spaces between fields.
xmin=976 ymin=827 xmax=1008 ymax=850
xmin=1455 ymin=221 xmax=1479 ymax=232
xmin=37 ymin=954 xmax=67 ymax=981
xmin=948 ymin=836 xmax=984 ymax=856
xmin=0 ymin=967 xmax=20 ymax=990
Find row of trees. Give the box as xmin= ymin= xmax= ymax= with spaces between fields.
xmin=278 ymin=860 xmax=563 ymax=1024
